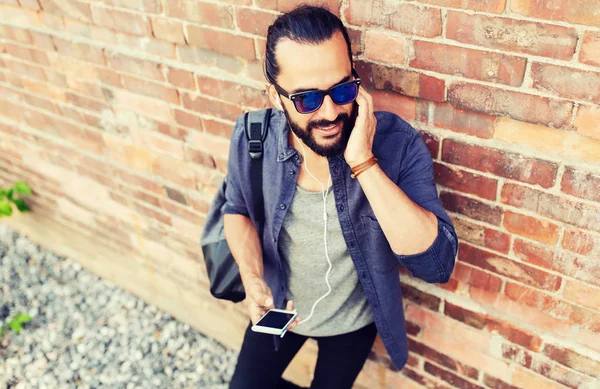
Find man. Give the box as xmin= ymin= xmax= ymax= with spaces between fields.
xmin=223 ymin=5 xmax=457 ymax=389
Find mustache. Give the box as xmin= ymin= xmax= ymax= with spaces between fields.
xmin=307 ymin=113 xmax=349 ymax=131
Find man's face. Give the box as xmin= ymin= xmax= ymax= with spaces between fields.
xmin=270 ymin=32 xmax=358 ymax=157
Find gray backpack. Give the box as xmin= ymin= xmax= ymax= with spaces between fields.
xmin=200 ymin=109 xmax=271 ymax=303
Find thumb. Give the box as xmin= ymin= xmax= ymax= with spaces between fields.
xmin=248 ymin=278 xmax=273 ymax=307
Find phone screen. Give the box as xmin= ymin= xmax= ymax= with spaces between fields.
xmin=256 ymin=311 xmax=294 ymax=329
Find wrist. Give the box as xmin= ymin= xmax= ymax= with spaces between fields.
xmin=346 ymin=153 xmax=374 ymax=168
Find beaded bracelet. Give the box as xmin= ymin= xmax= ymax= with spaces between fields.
xmin=350 ymin=156 xmax=378 ymax=179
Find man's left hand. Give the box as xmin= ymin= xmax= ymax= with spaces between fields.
xmin=344 ymin=86 xmax=377 ymax=167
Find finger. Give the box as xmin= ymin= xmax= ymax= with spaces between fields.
xmin=286 ymin=300 xmax=294 ymax=311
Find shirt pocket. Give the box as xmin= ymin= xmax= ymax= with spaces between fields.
xmin=361 ymin=215 xmax=399 ymax=274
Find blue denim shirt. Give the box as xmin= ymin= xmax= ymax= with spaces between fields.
xmin=223 ymin=109 xmax=458 ymax=370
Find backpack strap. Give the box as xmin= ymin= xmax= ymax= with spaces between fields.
xmin=244 ymin=108 xmax=272 ymax=235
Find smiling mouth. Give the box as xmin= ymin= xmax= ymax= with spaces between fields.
xmin=315 ymin=122 xmax=341 ymax=137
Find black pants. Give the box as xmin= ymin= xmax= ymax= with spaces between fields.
xmin=228 ymin=322 xmax=378 ymax=389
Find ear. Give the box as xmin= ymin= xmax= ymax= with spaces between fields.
xmin=266 ymin=83 xmax=284 ymax=111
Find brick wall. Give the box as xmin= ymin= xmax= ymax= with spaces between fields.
xmin=0 ymin=0 xmax=599 ymax=388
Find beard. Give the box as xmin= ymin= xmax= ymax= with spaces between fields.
xmin=282 ymin=102 xmax=358 ymax=158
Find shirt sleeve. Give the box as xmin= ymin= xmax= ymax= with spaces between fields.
xmin=222 ymin=115 xmax=250 ymax=217
xmin=393 ymin=129 xmax=458 ymax=284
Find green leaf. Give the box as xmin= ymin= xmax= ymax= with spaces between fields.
xmin=12 ymin=313 xmax=32 ymax=324
xmin=12 ymin=181 xmax=31 ymax=196
xmin=0 ymin=326 xmax=4 ymax=338
xmin=0 ymin=200 xmax=12 ymax=216
xmin=6 ymin=189 xmax=13 ymax=201
xmin=11 ymin=198 xmax=30 ymax=213
xmin=8 ymin=321 xmax=22 ymax=334
xmin=0 ymin=189 xmax=7 ymax=198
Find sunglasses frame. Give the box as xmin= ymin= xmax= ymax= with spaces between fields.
xmin=272 ymin=69 xmax=361 ymax=114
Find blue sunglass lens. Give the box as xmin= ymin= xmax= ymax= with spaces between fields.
xmin=296 ymin=92 xmax=322 ymax=113
xmin=331 ymin=82 xmax=358 ymax=105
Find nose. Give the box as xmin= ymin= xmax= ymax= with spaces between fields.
xmin=317 ymin=94 xmax=340 ymax=122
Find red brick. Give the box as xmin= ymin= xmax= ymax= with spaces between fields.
xmin=151 ymin=17 xmax=185 ymax=44
xmin=174 ymin=109 xmax=202 ymax=130
xmin=105 ymin=53 xmax=165 ymax=81
xmin=369 ymin=63 xmax=445 ymax=102
xmin=452 ymin=262 xmax=503 ymax=293
xmin=419 ymin=130 xmax=440 ymax=160
xmin=424 ymin=361 xmax=484 ymax=389
xmin=561 ymin=166 xmax=600 ymax=203
xmin=432 ymin=103 xmax=496 ymax=139
xmin=532 ymin=63 xmax=600 ymax=104
xmin=460 ymin=243 xmax=562 ymax=291
xmin=156 ymin=121 xmax=189 ymax=141
xmin=186 ymin=147 xmax=216 ymax=169
xmin=257 ymin=0 xmax=341 ymax=14
xmin=580 ymin=31 xmax=600 ymax=67
xmin=202 ymin=118 xmax=233 ymax=138
xmin=181 ymin=92 xmax=243 ymax=122
xmin=501 ymin=182 xmax=600 ymax=234
xmin=503 ymin=211 xmax=560 ymax=245
xmin=483 ymin=375 xmax=519 ymax=389
xmin=511 ymin=0 xmax=600 ymax=27
xmin=186 ymin=26 xmax=255 ymax=60
xmin=562 ymin=229 xmax=598 ymax=256
xmin=62 ymin=19 xmax=117 ymax=44
xmin=441 ymin=139 xmax=558 ymax=188
xmin=348 ymin=28 xmax=362 ymax=56
xmin=166 ymin=68 xmax=195 ymax=90
xmin=400 ymin=283 xmax=441 ymax=311
xmin=415 ymin=0 xmax=506 ymax=12
xmin=152 ymin=155 xmax=196 ymax=189
xmin=91 ymin=6 xmax=151 ymax=36
xmin=411 ymin=41 xmax=526 ymax=86
xmin=448 ymin=82 xmax=572 ymax=128
xmin=513 ymin=238 xmax=560 ymax=272
xmin=52 ymin=37 xmax=105 ymax=64
xmin=120 ymin=75 xmax=179 ymax=104
xmin=505 ymin=283 xmax=600 ymax=332
xmin=446 ymin=11 xmax=578 ymax=60
xmin=196 ymin=76 xmax=269 ymax=109
xmin=166 ymin=0 xmax=233 ymax=28
xmin=563 ymin=280 xmax=600 ymax=311
xmin=451 ymin=217 xmax=511 ymax=254
xmin=574 ymin=104 xmax=600 ymax=140
xmin=544 ymin=344 xmax=600 ymax=377
xmin=434 ymin=163 xmax=498 ymax=201
xmin=236 ymin=7 xmax=277 ymax=37
xmin=104 ymin=0 xmax=160 ymax=13
xmin=371 ymin=90 xmax=416 ymax=122
xmin=0 ymin=25 xmax=32 ymax=44
xmin=18 ymin=0 xmax=40 ymax=9
xmin=440 ymin=191 xmax=504 ymax=225
xmin=446 ymin=303 xmax=543 ymax=352
xmin=364 ymin=30 xmax=406 ymax=65
xmin=348 ymin=1 xmax=441 ymax=37
xmin=38 ymin=0 xmax=92 ymax=22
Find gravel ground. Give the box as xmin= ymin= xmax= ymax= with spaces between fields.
xmin=0 ymin=223 xmax=238 ymax=389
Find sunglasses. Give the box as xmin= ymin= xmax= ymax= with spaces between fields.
xmin=273 ymin=69 xmax=361 ymax=114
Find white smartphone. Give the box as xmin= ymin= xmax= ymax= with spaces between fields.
xmin=251 ymin=308 xmax=298 ymax=336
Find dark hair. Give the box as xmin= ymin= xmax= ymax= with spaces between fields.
xmin=264 ymin=5 xmax=353 ymax=85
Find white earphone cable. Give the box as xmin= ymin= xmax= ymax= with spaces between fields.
xmin=291 ymin=134 xmax=333 ymax=326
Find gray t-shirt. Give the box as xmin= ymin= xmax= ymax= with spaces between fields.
xmin=279 ymin=185 xmax=374 ymax=337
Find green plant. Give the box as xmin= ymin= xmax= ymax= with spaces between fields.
xmin=0 ymin=313 xmax=33 ymax=338
xmin=0 ymin=181 xmax=31 ymax=217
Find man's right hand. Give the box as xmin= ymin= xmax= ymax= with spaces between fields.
xmin=245 ymin=276 xmax=275 ymax=325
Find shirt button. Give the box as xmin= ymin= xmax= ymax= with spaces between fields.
xmin=279 ymin=204 xmax=286 ymax=210
xmin=280 ymin=286 xmax=284 ymax=291
xmin=289 ymin=170 xmax=295 ymax=175
xmin=333 ymin=167 xmax=339 ymax=175
xmin=294 ymin=155 xmax=300 ymax=161
xmin=279 ymin=153 xmax=284 ymax=159
xmin=339 ymin=205 xmax=344 ymax=212
xmin=361 ymin=272 xmax=367 ymax=279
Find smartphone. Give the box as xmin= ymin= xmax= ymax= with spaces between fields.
xmin=251 ymin=308 xmax=298 ymax=336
